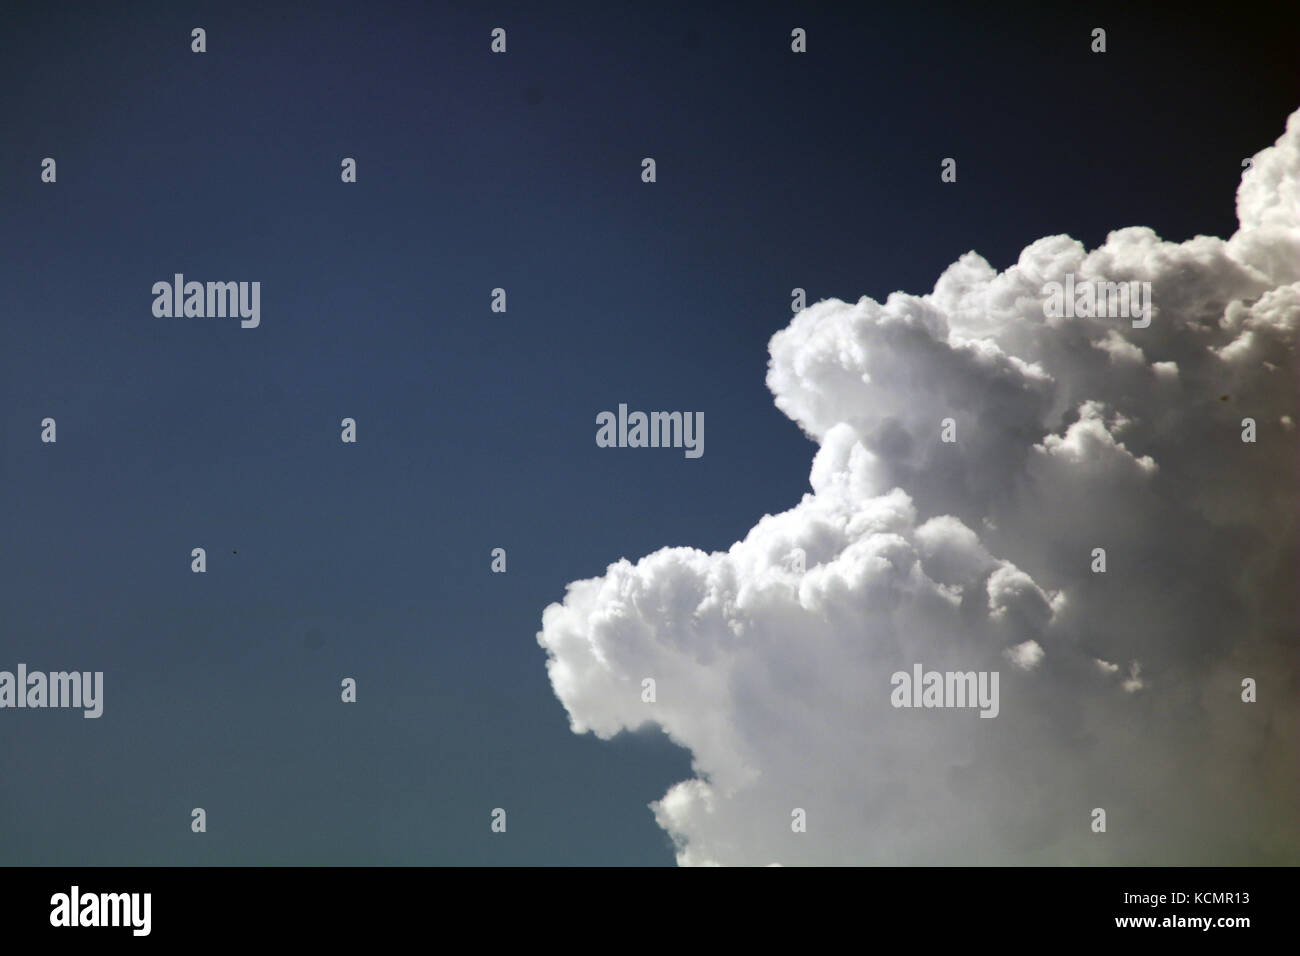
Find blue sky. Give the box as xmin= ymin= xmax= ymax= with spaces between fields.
xmin=1 ymin=0 xmax=1296 ymax=864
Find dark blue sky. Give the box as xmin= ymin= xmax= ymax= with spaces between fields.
xmin=2 ymin=0 xmax=1296 ymax=864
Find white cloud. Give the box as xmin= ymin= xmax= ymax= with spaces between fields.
xmin=538 ymin=109 xmax=1300 ymax=865
xmin=1005 ymin=640 xmax=1045 ymax=671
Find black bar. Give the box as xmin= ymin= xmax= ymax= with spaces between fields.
xmin=2 ymin=866 xmax=1288 ymax=943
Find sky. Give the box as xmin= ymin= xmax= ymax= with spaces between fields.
xmin=1 ymin=0 xmax=1297 ymax=865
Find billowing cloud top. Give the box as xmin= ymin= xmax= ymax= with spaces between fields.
xmin=538 ymin=109 xmax=1300 ymax=865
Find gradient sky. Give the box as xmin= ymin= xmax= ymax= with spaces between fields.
xmin=1 ymin=0 xmax=1297 ymax=864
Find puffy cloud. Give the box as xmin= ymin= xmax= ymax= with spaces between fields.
xmin=538 ymin=110 xmax=1300 ymax=865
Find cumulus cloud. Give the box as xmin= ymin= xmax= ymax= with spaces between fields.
xmin=538 ymin=110 xmax=1300 ymax=865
